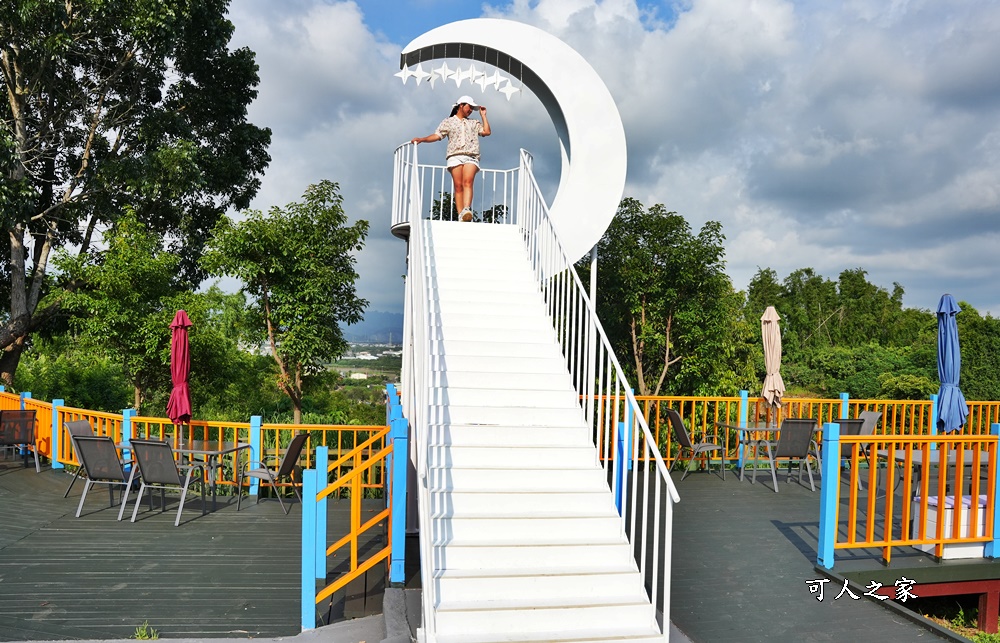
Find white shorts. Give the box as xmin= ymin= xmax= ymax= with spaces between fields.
xmin=447 ymin=154 xmax=480 ymax=168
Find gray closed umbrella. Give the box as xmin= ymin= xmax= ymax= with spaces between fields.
xmin=761 ymin=306 xmax=785 ymax=412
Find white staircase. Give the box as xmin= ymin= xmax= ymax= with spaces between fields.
xmin=421 ymin=220 xmax=662 ymax=643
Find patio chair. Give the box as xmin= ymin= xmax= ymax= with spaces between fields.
xmin=71 ymin=435 xmax=133 ymax=519
xmin=126 ymin=439 xmax=206 ymax=527
xmin=237 ymin=432 xmax=310 ymax=514
xmin=0 ymin=409 xmax=40 ymax=472
xmin=754 ymin=418 xmax=817 ymax=493
xmin=62 ymin=420 xmax=97 ymax=498
xmin=666 ymin=408 xmax=725 ymax=480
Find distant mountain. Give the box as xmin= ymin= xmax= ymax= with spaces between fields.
xmin=341 ymin=310 xmax=404 ymax=344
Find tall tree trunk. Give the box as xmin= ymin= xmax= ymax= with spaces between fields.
xmin=0 ymin=339 xmax=25 ymax=388
xmin=134 ymin=386 xmax=143 ymax=412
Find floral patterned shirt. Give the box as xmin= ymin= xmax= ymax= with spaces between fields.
xmin=436 ymin=116 xmax=484 ymax=159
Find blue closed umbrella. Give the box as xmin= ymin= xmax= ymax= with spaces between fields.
xmin=936 ymin=294 xmax=967 ymax=433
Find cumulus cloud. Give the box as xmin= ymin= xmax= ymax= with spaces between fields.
xmin=227 ymin=0 xmax=1000 ymax=316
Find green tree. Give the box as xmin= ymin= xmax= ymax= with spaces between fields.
xmin=203 ymin=180 xmax=369 ymax=423
xmin=580 ymin=198 xmax=753 ymax=396
xmin=55 ymin=213 xmax=181 ymax=410
xmin=0 ymin=0 xmax=270 ymax=385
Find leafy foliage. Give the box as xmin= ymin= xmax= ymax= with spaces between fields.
xmin=203 ymin=180 xmax=369 ymax=422
xmin=579 ymin=198 xmax=755 ymax=396
xmin=0 ymin=0 xmax=270 ymax=383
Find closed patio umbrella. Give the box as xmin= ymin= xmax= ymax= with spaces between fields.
xmin=761 ymin=306 xmax=785 ymax=418
xmin=166 ymin=310 xmax=193 ymax=439
xmin=936 ymin=294 xmax=967 ymax=433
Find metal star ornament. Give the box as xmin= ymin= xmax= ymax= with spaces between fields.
xmin=434 ymin=61 xmax=455 ymax=83
xmin=412 ymin=63 xmax=431 ymax=86
xmin=394 ymin=66 xmax=415 ymax=85
xmin=498 ymin=79 xmax=521 ymax=100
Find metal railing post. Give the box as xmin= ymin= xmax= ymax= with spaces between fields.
xmin=19 ymin=391 xmax=30 ymax=409
xmin=315 ymin=446 xmax=328 ymax=581
xmin=839 ymin=393 xmax=849 ymax=419
xmin=817 ymin=422 xmax=841 ymax=569
xmin=738 ymin=390 xmax=749 ymax=469
xmin=988 ymin=424 xmax=1000 ymax=559
xmin=301 ymin=468 xmax=318 ymax=631
xmin=250 ymin=415 xmax=263 ymax=497
xmin=51 ymin=398 xmax=65 ymax=469
xmin=389 ymin=414 xmax=409 ymax=584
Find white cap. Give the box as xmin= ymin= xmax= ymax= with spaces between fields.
xmin=454 ymin=95 xmax=478 ymax=107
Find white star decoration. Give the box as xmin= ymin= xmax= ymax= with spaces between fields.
xmin=395 ymin=62 xmax=522 ymax=101
xmin=394 ymin=66 xmax=415 ymax=84
xmin=411 ymin=63 xmax=431 ymax=86
xmin=434 ymin=61 xmax=454 ymax=83
xmin=499 ymin=79 xmax=521 ymax=100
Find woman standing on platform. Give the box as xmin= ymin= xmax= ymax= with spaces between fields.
xmin=411 ymin=95 xmax=491 ymax=222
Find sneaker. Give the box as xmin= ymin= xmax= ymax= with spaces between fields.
xmin=460 ymin=209 xmax=473 ymax=222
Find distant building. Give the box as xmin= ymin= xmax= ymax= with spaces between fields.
xmin=350 ymin=372 xmax=368 ymax=380
xmin=355 ymin=352 xmax=378 ymax=361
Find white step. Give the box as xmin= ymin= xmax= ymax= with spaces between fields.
xmin=429 ymin=339 xmax=564 ymax=360
xmin=425 ymin=370 xmax=573 ymax=391
xmin=427 ymin=444 xmax=595 ymax=469
xmin=429 ymin=353 xmax=568 ymax=374
xmin=433 ymin=515 xmax=623 ymax=542
xmin=429 ymin=278 xmax=539 ymax=297
xmin=427 ymin=404 xmax=583 ymax=426
xmin=430 ymin=287 xmax=541 ymax=307
xmin=433 ymin=566 xmax=643 ymax=603
xmin=428 ymin=310 xmax=554 ymax=331
xmin=431 ymin=326 xmax=559 ymax=346
xmin=427 ymin=386 xmax=579 ymax=408
xmin=427 ymin=465 xmax=608 ymax=492
xmin=434 ymin=628 xmax=663 ymax=643
xmin=434 ymin=596 xmax=654 ymax=634
xmin=425 ymin=424 xmax=592 ymax=448
xmin=432 ymin=539 xmax=634 ymax=570
xmin=429 ymin=490 xmax=614 ymax=516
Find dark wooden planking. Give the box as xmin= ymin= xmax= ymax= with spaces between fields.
xmin=667 ymin=466 xmax=964 ymax=642
xmin=0 ymin=464 xmax=390 ymax=641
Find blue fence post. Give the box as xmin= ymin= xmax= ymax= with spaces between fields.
xmin=817 ymin=422 xmax=841 ymax=569
xmin=301 ymin=468 xmax=318 ymax=631
xmin=250 ymin=416 xmax=263 ymax=498
xmin=839 ymin=393 xmax=849 ymax=419
xmin=19 ymin=391 xmax=31 ymax=409
xmin=121 ymin=409 xmax=136 ymax=462
xmin=51 ymin=398 xmax=65 ymax=469
xmin=314 ymin=446 xmax=328 ymax=581
xmin=389 ymin=415 xmax=409 ymax=584
xmin=738 ymin=390 xmax=749 ymax=470
xmin=986 ymin=424 xmax=1000 ymax=558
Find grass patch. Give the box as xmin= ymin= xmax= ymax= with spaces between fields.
xmin=904 ymin=594 xmax=1000 ymax=642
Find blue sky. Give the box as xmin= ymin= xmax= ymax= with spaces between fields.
xmin=227 ymin=1 xmax=1000 ymax=319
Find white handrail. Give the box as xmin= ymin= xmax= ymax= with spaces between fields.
xmin=395 ymin=142 xmax=438 ymax=640
xmin=517 ymin=148 xmax=680 ymax=638
xmin=394 ymin=143 xmax=680 ymax=640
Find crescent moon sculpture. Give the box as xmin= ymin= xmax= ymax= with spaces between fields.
xmin=401 ymin=19 xmax=627 ymax=263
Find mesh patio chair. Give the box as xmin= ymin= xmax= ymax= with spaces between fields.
xmin=126 ymin=439 xmax=206 ymax=527
xmin=62 ymin=420 xmax=97 ymax=498
xmin=666 ymin=408 xmax=725 ymax=480
xmin=71 ymin=435 xmax=134 ymax=519
xmin=237 ymin=432 xmax=309 ymax=514
xmin=0 ymin=409 xmax=40 ymax=472
xmin=754 ymin=418 xmax=818 ymax=493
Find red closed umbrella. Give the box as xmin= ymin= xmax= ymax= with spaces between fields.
xmin=166 ymin=310 xmax=193 ymax=431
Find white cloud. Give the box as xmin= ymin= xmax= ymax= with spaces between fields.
xmin=227 ymin=0 xmax=1000 ymax=317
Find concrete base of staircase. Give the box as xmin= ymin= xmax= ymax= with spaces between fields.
xmin=385 ymin=586 xmax=691 ymax=643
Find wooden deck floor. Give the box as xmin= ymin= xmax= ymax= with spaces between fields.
xmin=670 ymin=468 xmax=965 ymax=642
xmin=0 ymin=459 xmax=389 ymax=641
